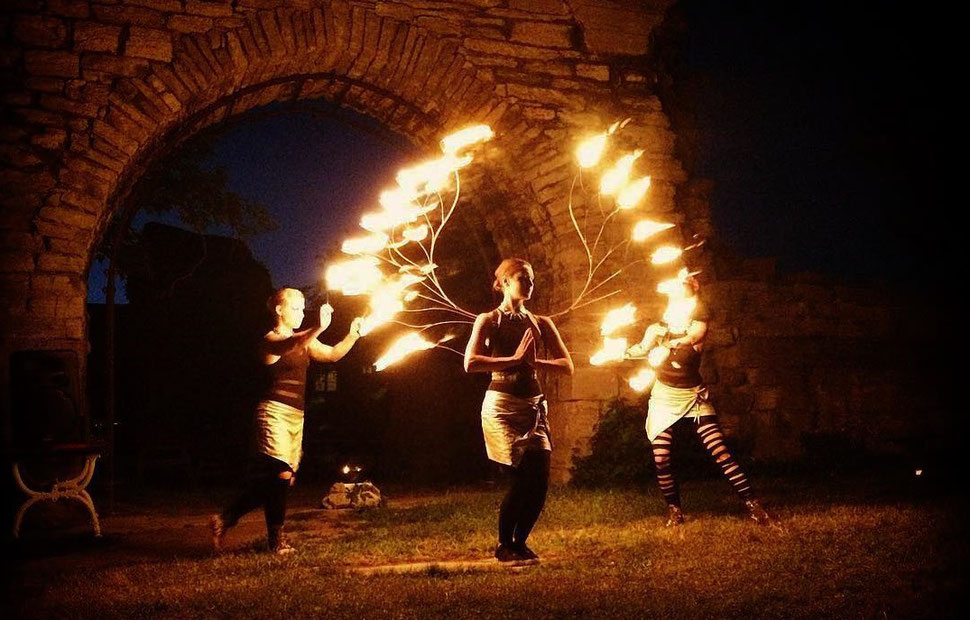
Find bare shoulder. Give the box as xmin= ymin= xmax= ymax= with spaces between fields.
xmin=536 ymin=315 xmax=559 ymax=330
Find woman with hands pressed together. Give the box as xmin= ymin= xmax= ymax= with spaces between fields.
xmin=464 ymin=259 xmax=574 ymax=564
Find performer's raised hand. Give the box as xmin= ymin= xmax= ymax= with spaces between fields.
xmin=349 ymin=317 xmax=364 ymax=339
xmin=319 ymin=303 xmax=334 ymax=331
xmin=514 ymin=329 xmax=536 ymax=365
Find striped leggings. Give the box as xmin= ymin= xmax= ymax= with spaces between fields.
xmin=650 ymin=417 xmax=753 ymax=507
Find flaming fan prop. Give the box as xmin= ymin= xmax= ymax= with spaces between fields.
xmin=325 ymin=125 xmax=493 ymax=371
xmin=326 ymin=120 xmax=703 ymax=374
xmin=575 ymin=122 xmax=707 ymax=392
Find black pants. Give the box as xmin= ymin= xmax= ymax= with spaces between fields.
xmin=498 ymin=449 xmax=551 ymax=547
xmin=221 ymin=454 xmax=292 ymax=531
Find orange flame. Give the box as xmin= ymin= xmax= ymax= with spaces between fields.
xmin=617 ymin=176 xmax=651 ymax=210
xmin=590 ymin=337 xmax=628 ymax=366
xmin=600 ymin=150 xmax=643 ymax=196
xmin=440 ymin=124 xmax=494 ymax=156
xmin=601 ymin=303 xmax=637 ymax=336
xmin=374 ymin=332 xmax=436 ymax=371
xmin=632 ymin=220 xmax=675 ymax=242
xmin=628 ymin=368 xmax=656 ymax=392
xmin=325 ymin=257 xmax=383 ymax=296
xmin=576 ymin=133 xmax=609 ymax=168
xmin=650 ymin=246 xmax=683 ymax=265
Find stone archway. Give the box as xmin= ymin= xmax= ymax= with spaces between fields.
xmin=2 ymin=0 xmax=704 ymax=480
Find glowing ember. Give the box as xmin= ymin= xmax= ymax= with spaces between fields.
xmin=647 ymin=345 xmax=670 ymax=368
xmin=374 ymin=332 xmax=436 ymax=371
xmin=628 ymin=368 xmax=656 ymax=392
xmin=600 ymin=150 xmax=643 ymax=196
xmin=341 ymin=232 xmax=388 ymax=255
xmin=325 ymin=257 xmax=383 ymax=295
xmin=651 ymin=245 xmax=683 ymax=265
xmin=440 ymin=124 xmax=494 ymax=155
xmin=402 ymin=224 xmax=429 ymax=242
xmin=601 ymin=303 xmax=637 ymax=336
xmin=663 ymin=296 xmax=697 ymax=334
xmin=576 ymin=133 xmax=609 ymax=168
xmin=590 ymin=337 xmax=628 ymax=366
xmin=617 ymin=176 xmax=651 ymax=210
xmin=632 ymin=220 xmax=675 ymax=242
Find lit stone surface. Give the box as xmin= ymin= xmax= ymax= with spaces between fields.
xmin=0 ymin=0 xmax=921 ymax=482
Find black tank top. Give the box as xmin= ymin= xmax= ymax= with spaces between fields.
xmin=264 ymin=343 xmax=310 ymax=410
xmin=486 ymin=310 xmax=543 ymax=398
xmin=655 ymin=299 xmax=710 ymax=388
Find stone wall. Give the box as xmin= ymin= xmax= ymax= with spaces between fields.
xmin=1 ymin=1 xmax=692 ymax=479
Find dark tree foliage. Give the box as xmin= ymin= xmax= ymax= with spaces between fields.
xmin=570 ymin=397 xmax=655 ymax=487
xmin=112 ymin=223 xmax=274 ymax=481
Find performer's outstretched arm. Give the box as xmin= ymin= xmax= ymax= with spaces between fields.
xmin=309 ymin=318 xmax=363 ymax=363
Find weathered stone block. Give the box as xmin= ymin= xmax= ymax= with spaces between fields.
xmin=0 ymin=251 xmax=36 ymax=273
xmin=509 ymin=0 xmax=568 ymax=15
xmin=92 ymin=5 xmax=167 ymax=28
xmin=74 ymin=22 xmax=123 ymax=53
xmin=128 ymin=0 xmax=184 ymax=11
xmin=510 ymin=21 xmax=574 ymax=48
xmin=82 ymin=54 xmax=150 ymax=78
xmin=125 ymin=27 xmax=173 ymax=62
xmin=186 ymin=0 xmax=234 ymax=18
xmin=14 ymin=15 xmax=69 ymax=48
xmin=24 ymin=50 xmax=79 ymax=78
xmin=47 ymin=0 xmax=91 ymax=19
xmin=576 ymin=62 xmax=609 ymax=81
xmin=464 ymin=37 xmax=568 ymax=60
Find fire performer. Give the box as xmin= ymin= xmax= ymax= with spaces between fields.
xmin=464 ymin=259 xmax=574 ymax=563
xmin=627 ymin=276 xmax=772 ymax=527
xmin=210 ymin=288 xmax=362 ymax=554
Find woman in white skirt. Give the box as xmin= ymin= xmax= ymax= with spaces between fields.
xmin=627 ymin=276 xmax=771 ymax=527
xmin=464 ymin=258 xmax=573 ymax=563
xmin=211 ymin=288 xmax=362 ymax=553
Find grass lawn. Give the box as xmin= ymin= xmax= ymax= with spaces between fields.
xmin=5 ymin=474 xmax=967 ymax=619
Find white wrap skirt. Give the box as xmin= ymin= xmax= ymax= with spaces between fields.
xmin=481 ymin=390 xmax=551 ymax=467
xmin=254 ymin=399 xmax=304 ymax=471
xmin=646 ymin=381 xmax=716 ymax=441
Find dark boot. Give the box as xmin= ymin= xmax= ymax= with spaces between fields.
xmin=664 ymin=504 xmax=685 ymax=528
xmin=744 ymin=499 xmax=773 ymax=526
xmin=268 ymin=525 xmax=295 ymax=555
xmin=209 ymin=514 xmax=227 ymax=553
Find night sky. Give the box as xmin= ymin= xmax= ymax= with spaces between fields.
xmin=87 ymin=0 xmax=948 ymax=302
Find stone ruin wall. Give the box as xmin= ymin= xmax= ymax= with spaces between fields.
xmin=1 ymin=1 xmax=935 ymax=481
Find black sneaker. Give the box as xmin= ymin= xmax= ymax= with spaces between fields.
xmin=513 ymin=542 xmax=539 ymax=562
xmin=664 ymin=505 xmax=685 ymax=528
xmin=494 ymin=543 xmax=525 ymax=563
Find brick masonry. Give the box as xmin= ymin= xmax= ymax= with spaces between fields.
xmin=0 ymin=1 xmax=925 ymax=482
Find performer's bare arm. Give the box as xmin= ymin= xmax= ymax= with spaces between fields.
xmin=261 ymin=304 xmax=334 ymax=363
xmin=534 ymin=315 xmax=574 ymax=375
xmin=626 ymin=323 xmax=666 ymax=358
xmin=309 ymin=318 xmax=363 ymax=363
xmin=464 ymin=313 xmax=536 ymax=373
xmin=668 ymin=320 xmax=708 ymax=351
